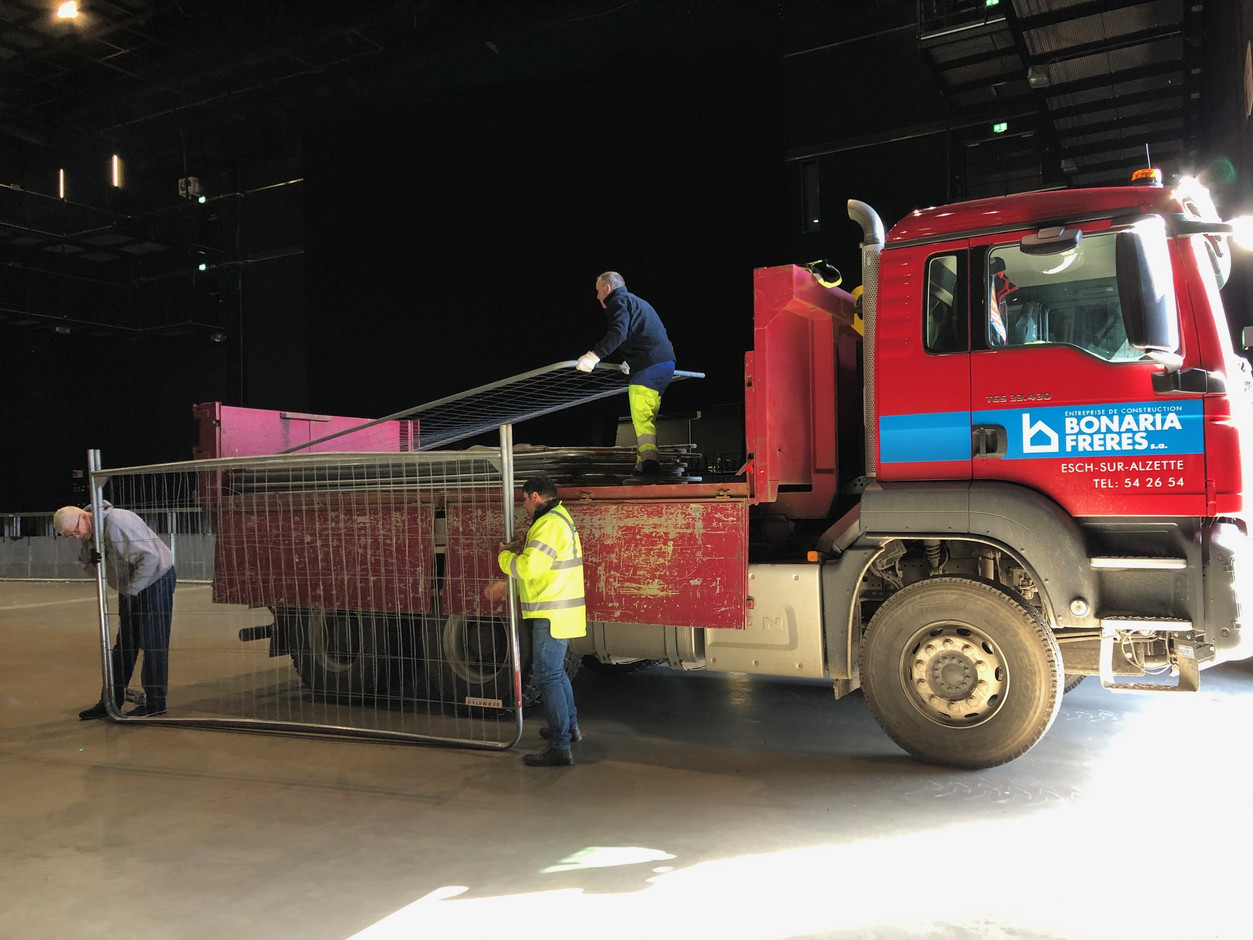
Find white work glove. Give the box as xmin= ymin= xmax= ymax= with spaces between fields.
xmin=576 ymin=352 xmax=600 ymax=372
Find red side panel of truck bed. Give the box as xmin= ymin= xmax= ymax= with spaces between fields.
xmin=576 ymin=499 xmax=749 ymax=629
xmin=444 ymin=502 xmax=517 ymax=619
xmin=211 ymin=493 xmax=436 ymax=614
xmin=443 ymin=498 xmax=749 ymax=630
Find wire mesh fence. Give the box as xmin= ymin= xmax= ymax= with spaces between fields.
xmin=88 ymin=446 xmax=525 ymax=748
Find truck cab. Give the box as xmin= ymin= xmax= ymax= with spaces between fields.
xmin=834 ymin=175 xmax=1253 ymax=765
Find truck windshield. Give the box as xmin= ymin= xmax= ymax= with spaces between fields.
xmin=985 ymin=232 xmax=1145 ymax=362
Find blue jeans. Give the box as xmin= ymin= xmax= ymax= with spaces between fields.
xmin=111 ymin=566 xmax=176 ymax=709
xmin=530 ymin=617 xmax=577 ymax=750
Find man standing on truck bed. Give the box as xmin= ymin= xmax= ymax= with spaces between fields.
xmin=56 ymin=503 xmax=176 ymax=719
xmin=577 ymin=271 xmax=675 ymax=482
xmin=494 ymin=474 xmax=587 ymax=767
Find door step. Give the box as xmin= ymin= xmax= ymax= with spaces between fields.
xmin=1099 ymin=616 xmax=1198 ymax=691
xmin=1090 ymin=556 xmax=1187 ymax=570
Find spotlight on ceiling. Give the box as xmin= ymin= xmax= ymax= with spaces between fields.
xmin=56 ymin=2 xmax=80 ymax=20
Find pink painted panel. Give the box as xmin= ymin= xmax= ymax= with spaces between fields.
xmin=193 ymin=402 xmax=416 ymax=458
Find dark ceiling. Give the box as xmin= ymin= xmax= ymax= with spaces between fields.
xmin=784 ymin=0 xmax=1223 ymax=201
xmin=0 ymin=1 xmax=1224 ymax=184
xmin=919 ymin=0 xmax=1212 ymax=193
xmin=0 ymin=0 xmax=1242 ymax=339
xmin=0 ymin=0 xmax=754 ymax=158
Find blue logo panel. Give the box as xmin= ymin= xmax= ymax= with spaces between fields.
xmin=879 ymin=410 xmax=971 ymax=463
xmin=973 ymin=400 xmax=1204 ymax=459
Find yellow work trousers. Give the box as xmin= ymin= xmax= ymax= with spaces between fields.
xmin=628 ymin=384 xmax=662 ymax=465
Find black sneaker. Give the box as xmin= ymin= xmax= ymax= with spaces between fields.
xmin=124 ymin=703 xmax=167 ymax=718
xmin=540 ymin=726 xmax=583 ymax=743
xmin=78 ymin=701 xmax=110 ymax=720
xmin=523 ymin=747 xmax=574 ymax=767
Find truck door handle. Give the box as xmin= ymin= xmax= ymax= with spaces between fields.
xmin=972 ymin=424 xmax=1007 ymax=458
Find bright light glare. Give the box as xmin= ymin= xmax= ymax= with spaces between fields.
xmin=342 ymin=804 xmax=1253 ymax=940
xmin=1230 ymin=215 xmax=1253 ymax=251
xmin=541 ymin=846 xmax=676 ymax=874
xmin=1174 ymin=174 xmax=1219 ymax=221
xmin=56 ymin=2 xmax=78 ymax=19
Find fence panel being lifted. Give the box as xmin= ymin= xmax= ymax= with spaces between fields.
xmin=87 ymin=444 xmax=525 ymax=750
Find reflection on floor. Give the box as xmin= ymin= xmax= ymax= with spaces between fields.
xmin=4 ymin=580 xmax=1252 ymax=940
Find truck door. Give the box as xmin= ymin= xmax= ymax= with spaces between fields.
xmin=875 ymin=244 xmax=973 ymax=482
xmin=967 ymin=226 xmax=1206 ymax=517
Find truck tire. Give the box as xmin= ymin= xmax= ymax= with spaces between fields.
xmin=860 ymin=577 xmax=1063 ymax=769
xmin=287 ymin=608 xmax=382 ymax=700
xmin=425 ymin=613 xmax=526 ymax=712
xmin=1063 ymin=674 xmax=1085 ymax=694
xmin=424 ymin=615 xmax=582 ymax=712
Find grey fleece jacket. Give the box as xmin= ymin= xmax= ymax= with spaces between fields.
xmin=79 ymin=501 xmax=174 ymax=596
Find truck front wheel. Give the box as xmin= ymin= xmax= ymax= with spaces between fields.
xmin=860 ymin=577 xmax=1063 ymax=769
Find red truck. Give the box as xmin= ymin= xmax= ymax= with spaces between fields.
xmin=198 ymin=171 xmax=1253 ymax=768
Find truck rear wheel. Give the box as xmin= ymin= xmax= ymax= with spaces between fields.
xmin=287 ymin=608 xmax=382 ymax=700
xmin=425 ymin=614 xmax=526 ymax=711
xmin=424 ymin=614 xmax=582 ymax=711
xmin=860 ymin=577 xmax=1063 ymax=769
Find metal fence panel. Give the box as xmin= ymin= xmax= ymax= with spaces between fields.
xmin=88 ymin=445 xmax=523 ymax=749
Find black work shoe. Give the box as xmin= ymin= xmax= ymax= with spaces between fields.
xmin=124 ymin=704 xmax=167 ymax=718
xmin=523 ymin=747 xmax=574 ymax=767
xmin=540 ymin=726 xmax=583 ymax=743
xmin=78 ymin=701 xmax=110 ymax=720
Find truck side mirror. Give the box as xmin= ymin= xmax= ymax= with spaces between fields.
xmin=1242 ymin=325 xmax=1253 ymax=350
xmin=1116 ymin=217 xmax=1179 ymax=356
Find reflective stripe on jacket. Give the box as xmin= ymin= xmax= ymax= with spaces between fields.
xmin=497 ymin=501 xmax=587 ymax=639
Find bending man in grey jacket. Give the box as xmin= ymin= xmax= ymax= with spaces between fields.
xmin=55 ymin=502 xmax=176 ymax=719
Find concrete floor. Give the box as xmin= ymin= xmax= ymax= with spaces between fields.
xmin=3 ymin=580 xmax=1252 ymax=940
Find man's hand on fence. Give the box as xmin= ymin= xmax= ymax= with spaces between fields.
xmin=483 ymin=580 xmax=509 ymax=604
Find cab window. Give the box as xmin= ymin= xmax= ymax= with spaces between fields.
xmin=924 ymin=252 xmax=967 ymax=353
xmin=980 ymin=234 xmax=1145 ymax=361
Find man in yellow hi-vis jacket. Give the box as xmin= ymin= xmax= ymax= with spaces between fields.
xmin=495 ymin=474 xmax=587 ymax=767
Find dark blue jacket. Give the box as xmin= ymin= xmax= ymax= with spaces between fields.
xmin=592 ymin=287 xmax=676 ymax=374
